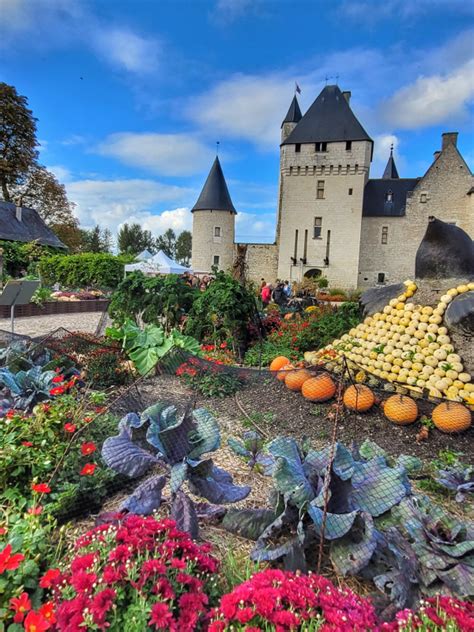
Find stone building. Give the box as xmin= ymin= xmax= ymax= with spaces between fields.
xmin=191 ymin=85 xmax=473 ymax=288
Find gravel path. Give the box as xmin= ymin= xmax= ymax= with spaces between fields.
xmin=0 ymin=312 xmax=107 ymax=339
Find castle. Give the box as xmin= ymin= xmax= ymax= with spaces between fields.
xmin=191 ymin=85 xmax=474 ymax=288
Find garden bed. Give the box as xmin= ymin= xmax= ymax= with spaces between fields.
xmin=0 ymin=298 xmax=110 ymax=318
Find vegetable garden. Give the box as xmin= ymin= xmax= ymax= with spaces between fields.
xmin=0 ymin=271 xmax=472 ymax=632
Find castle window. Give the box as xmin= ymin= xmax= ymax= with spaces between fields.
xmin=348 ymin=188 xmax=353 ymax=195
xmin=316 ymin=180 xmax=325 ymax=199
xmin=354 ymin=164 xmax=359 ymax=173
xmin=213 ymin=255 xmax=220 ymax=266
xmin=313 ymin=217 xmax=322 ymax=239
xmin=386 ymin=190 xmax=393 ymax=202
xmin=420 ymin=193 xmax=427 ymax=203
xmin=315 ymin=142 xmax=327 ymax=152
xmin=295 ymin=143 xmax=301 ymax=153
xmin=381 ymin=226 xmax=388 ymax=244
xmin=297 ymin=166 xmax=301 ymax=175
xmin=346 ymin=141 xmax=352 ymax=151
xmin=377 ymin=273 xmax=386 ymax=284
xmin=214 ymin=226 xmax=221 ymax=237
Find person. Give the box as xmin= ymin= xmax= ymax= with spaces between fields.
xmin=283 ymin=280 xmax=292 ymax=298
xmin=260 ymin=278 xmax=266 ymax=289
xmin=261 ymin=282 xmax=272 ymax=307
xmin=272 ymin=281 xmax=287 ymax=306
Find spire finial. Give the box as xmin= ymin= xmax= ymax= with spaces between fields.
xmin=390 ymin=143 xmax=394 ymax=156
xmin=216 ymin=141 xmax=220 ymax=156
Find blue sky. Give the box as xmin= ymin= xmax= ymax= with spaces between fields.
xmin=1 ymin=0 xmax=473 ymax=244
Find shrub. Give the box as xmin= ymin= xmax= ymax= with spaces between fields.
xmin=38 ymin=253 xmax=133 ymax=289
xmin=33 ymin=516 xmax=220 ymax=631
xmin=317 ymin=276 xmax=329 ymax=289
xmin=209 ymin=568 xmax=378 ymax=631
xmin=0 ymin=240 xmax=57 ymax=279
xmin=85 ymin=348 xmax=132 ymax=389
xmin=109 ymin=272 xmax=197 ymax=330
xmin=176 ymin=361 xmax=246 ymax=397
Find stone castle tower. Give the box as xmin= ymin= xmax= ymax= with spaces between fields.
xmin=190 ymin=86 xmax=473 ymax=287
xmin=191 ymin=156 xmax=236 ymax=273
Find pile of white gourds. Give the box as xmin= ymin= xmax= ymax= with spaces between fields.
xmin=315 ymin=280 xmax=474 ymax=405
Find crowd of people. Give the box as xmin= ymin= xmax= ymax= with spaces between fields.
xmin=260 ymin=279 xmax=292 ymax=307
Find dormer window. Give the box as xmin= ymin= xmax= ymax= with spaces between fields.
xmin=315 ymin=142 xmax=327 ymax=152
xmin=385 ymin=190 xmax=393 ymax=202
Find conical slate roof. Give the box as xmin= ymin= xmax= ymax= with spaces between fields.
xmin=382 ymin=147 xmax=399 ymax=179
xmin=191 ymin=157 xmax=236 ymax=214
xmin=282 ymin=85 xmax=372 ymax=145
xmin=281 ymin=95 xmax=302 ymax=127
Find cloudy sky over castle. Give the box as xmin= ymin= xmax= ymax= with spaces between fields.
xmin=1 ymin=0 xmax=473 ymax=243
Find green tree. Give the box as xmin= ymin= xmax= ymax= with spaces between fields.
xmin=175 ymin=230 xmax=192 ymax=266
xmin=156 ymin=228 xmax=176 ymax=258
xmin=0 ymin=82 xmax=39 ymax=202
xmin=81 ymin=226 xmax=112 ymax=253
xmin=117 ymin=223 xmax=154 ymax=255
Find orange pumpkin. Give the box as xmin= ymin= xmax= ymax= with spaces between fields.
xmin=270 ymin=356 xmax=290 ymax=372
xmin=432 ymin=402 xmax=472 ymax=433
xmin=384 ymin=394 xmax=418 ymax=425
xmin=343 ymin=384 xmax=375 ymax=412
xmin=277 ymin=363 xmax=294 ymax=381
xmin=302 ymin=373 xmax=336 ymax=402
xmin=285 ymin=369 xmax=312 ymax=392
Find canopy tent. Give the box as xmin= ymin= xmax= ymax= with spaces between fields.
xmin=136 ymin=249 xmax=154 ymax=261
xmin=124 ymin=250 xmax=191 ymax=276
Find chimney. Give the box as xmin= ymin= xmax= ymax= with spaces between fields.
xmin=15 ymin=206 xmax=22 ymax=222
xmin=342 ymin=91 xmax=351 ymax=104
xmin=441 ymin=132 xmax=458 ymax=150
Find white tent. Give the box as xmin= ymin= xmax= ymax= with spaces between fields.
xmin=124 ymin=250 xmax=191 ymax=276
xmin=137 ymin=249 xmax=154 ymax=261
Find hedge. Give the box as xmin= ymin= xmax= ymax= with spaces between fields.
xmin=38 ymin=253 xmax=134 ymax=289
xmin=0 ymin=240 xmax=58 ymax=278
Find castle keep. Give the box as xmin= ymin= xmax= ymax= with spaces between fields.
xmin=191 ymin=85 xmax=474 ymax=288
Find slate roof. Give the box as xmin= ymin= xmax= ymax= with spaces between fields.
xmin=281 ymin=95 xmax=302 ymax=126
xmin=363 ymin=179 xmax=420 ymax=217
xmin=282 ymin=85 xmax=372 ymax=146
xmin=382 ymin=149 xmax=399 ymax=179
xmin=0 ymin=201 xmax=66 ymax=248
xmin=191 ymin=157 xmax=237 ymax=214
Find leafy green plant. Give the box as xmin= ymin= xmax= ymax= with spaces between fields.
xmin=30 ymin=286 xmax=53 ymax=306
xmin=106 ymin=319 xmax=201 ymax=375
xmin=84 ymin=348 xmax=132 ymax=388
xmin=317 ymin=277 xmax=329 ymax=289
xmin=0 ymin=365 xmax=58 ymax=412
xmin=109 ymin=271 xmax=197 ymax=331
xmin=176 ymin=361 xmax=245 ymax=397
xmin=228 ymin=431 xmax=274 ymax=473
xmin=38 ymin=253 xmax=133 ymax=289
xmin=102 ymin=403 xmax=250 ymax=536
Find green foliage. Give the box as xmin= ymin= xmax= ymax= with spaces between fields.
xmin=109 ymin=271 xmax=197 ymax=330
xmin=244 ymin=340 xmax=299 ymax=366
xmin=107 ymin=319 xmax=201 ymax=375
xmin=80 ymin=225 xmax=112 ymax=253
xmin=317 ymin=277 xmax=329 ymax=288
xmin=30 ymin=286 xmax=52 ymax=305
xmin=0 ymin=240 xmax=57 ymax=278
xmin=84 ymin=348 xmax=132 ymax=389
xmin=185 ymin=368 xmax=245 ymax=398
xmin=175 ymin=230 xmax=192 ymax=265
xmin=185 ymin=271 xmax=255 ymax=350
xmin=38 ymin=252 xmax=133 ymax=289
xmin=117 ymin=222 xmax=155 ymax=255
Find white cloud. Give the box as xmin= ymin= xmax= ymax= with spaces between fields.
xmin=61 ymin=134 xmax=87 ymax=146
xmin=92 ymin=27 xmax=161 ymax=75
xmin=65 ymin=178 xmax=192 ymax=232
xmin=47 ymin=165 xmax=72 ymax=182
xmin=235 ymin=211 xmax=276 ymax=243
xmin=381 ymin=60 xmax=474 ymax=129
xmin=96 ymin=133 xmax=215 ymax=176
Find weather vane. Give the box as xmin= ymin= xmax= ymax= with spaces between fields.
xmin=216 ymin=141 xmax=220 ymax=156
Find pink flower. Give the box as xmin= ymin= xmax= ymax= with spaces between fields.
xmin=149 ymin=602 xmax=174 ymax=629
xmin=22 ymin=441 xmax=33 ymax=447
xmin=28 ymin=506 xmax=43 ymax=515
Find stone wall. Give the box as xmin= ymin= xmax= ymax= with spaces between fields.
xmin=276 ymin=139 xmax=372 ymax=288
xmin=236 ymin=243 xmax=279 ymax=284
xmin=358 ymin=136 xmax=474 ymax=287
xmin=191 ymin=210 xmax=235 ymax=274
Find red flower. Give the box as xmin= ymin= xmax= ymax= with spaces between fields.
xmin=64 ymin=422 xmax=77 ymax=433
xmin=80 ymin=463 xmax=97 ymax=476
xmin=0 ymin=527 xmax=7 ymax=536
xmin=6 ymin=409 xmax=16 ymax=418
xmin=149 ymin=602 xmax=174 ymax=630
xmin=0 ymin=544 xmax=24 ymax=573
xmin=42 ymin=403 xmax=51 ymax=413
xmin=50 ymin=386 xmax=65 ymax=396
xmin=9 ymin=592 xmax=31 ymax=623
xmin=95 ymin=406 xmax=107 ymax=414
xmin=22 ymin=441 xmax=33 ymax=447
xmin=31 ymin=483 xmax=51 ymax=494
xmin=90 ymin=588 xmax=115 ymax=625
xmin=39 ymin=568 xmax=61 ymax=588
xmin=70 ymin=569 xmax=97 ymax=593
xmin=83 ymin=416 xmax=93 ymax=423
xmin=52 ymin=375 xmax=64 ymax=383
xmin=220 ymin=342 xmax=227 ymax=349
xmin=23 ymin=610 xmax=51 ymax=632
xmin=81 ymin=442 xmax=96 ymax=456
xmin=28 ymin=506 xmax=43 ymax=515
xmin=38 ymin=602 xmax=56 ymax=624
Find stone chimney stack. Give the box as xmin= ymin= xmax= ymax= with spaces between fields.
xmin=441 ymin=132 xmax=458 ymax=150
xmin=342 ymin=91 xmax=351 ymax=104
xmin=15 ymin=206 xmax=22 ymax=222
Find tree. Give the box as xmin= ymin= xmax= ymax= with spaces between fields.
xmin=117 ymin=223 xmax=155 ymax=255
xmin=10 ymin=164 xmax=77 ymax=227
xmin=156 ymin=228 xmax=176 ymax=258
xmin=175 ymin=230 xmax=192 ymax=266
xmin=51 ymin=224 xmax=83 ymax=252
xmin=0 ymin=82 xmax=39 ymax=202
xmin=81 ymin=225 xmax=112 ymax=253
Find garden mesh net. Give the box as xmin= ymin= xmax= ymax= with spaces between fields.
xmin=1 ymin=324 xmax=472 ymax=612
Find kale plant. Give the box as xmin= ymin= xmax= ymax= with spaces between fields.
xmin=228 ymin=431 xmax=275 ymax=474
xmin=434 ymin=463 xmax=474 ymax=502
xmin=102 ymin=403 xmax=250 ymax=537
xmin=0 ymin=366 xmax=58 ymax=412
xmin=223 ymin=438 xmax=411 ymax=577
